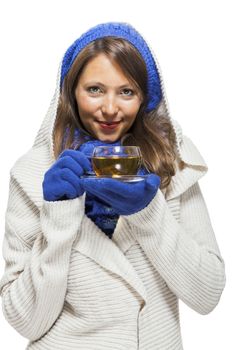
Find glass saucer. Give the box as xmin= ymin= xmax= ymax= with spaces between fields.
xmin=81 ymin=174 xmax=148 ymax=182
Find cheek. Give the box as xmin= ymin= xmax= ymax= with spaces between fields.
xmin=124 ymin=101 xmax=141 ymax=119
xmin=78 ymin=96 xmax=98 ymax=114
xmin=76 ymin=89 xmax=99 ymax=113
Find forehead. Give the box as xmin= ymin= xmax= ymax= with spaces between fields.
xmin=79 ymin=54 xmax=132 ymax=85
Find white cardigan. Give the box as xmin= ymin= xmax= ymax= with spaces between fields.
xmin=0 ymin=59 xmax=226 ymax=349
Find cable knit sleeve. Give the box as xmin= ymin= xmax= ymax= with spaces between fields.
xmin=0 ymin=175 xmax=85 ymax=341
xmin=124 ymin=182 xmax=226 ymax=315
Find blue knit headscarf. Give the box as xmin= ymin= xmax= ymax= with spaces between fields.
xmin=60 ymin=22 xmax=162 ymax=112
xmin=60 ymin=22 xmax=161 ymax=238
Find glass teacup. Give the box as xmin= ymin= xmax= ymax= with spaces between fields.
xmin=91 ymin=146 xmax=142 ymax=177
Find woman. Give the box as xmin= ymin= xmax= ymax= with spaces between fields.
xmin=0 ymin=22 xmax=226 ymax=349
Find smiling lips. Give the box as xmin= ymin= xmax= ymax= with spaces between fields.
xmin=96 ymin=120 xmax=122 ymax=130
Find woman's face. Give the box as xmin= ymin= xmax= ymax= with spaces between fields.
xmin=75 ymin=54 xmax=143 ymax=143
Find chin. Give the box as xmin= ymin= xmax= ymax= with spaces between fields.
xmin=101 ymin=138 xmax=119 ymax=143
xmin=98 ymin=134 xmax=121 ymax=143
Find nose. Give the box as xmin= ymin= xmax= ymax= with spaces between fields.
xmin=101 ymin=93 xmax=119 ymax=116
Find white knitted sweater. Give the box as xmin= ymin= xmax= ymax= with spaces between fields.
xmin=0 ymin=47 xmax=226 ymax=349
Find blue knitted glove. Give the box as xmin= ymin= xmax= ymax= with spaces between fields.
xmin=43 ymin=150 xmax=92 ymax=201
xmin=82 ymin=174 xmax=161 ymax=215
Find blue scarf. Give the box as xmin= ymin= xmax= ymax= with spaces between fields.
xmin=78 ymin=137 xmax=121 ymax=239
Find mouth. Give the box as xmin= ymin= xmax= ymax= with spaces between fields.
xmin=96 ymin=120 xmax=122 ymax=124
xmin=95 ymin=120 xmax=122 ymax=130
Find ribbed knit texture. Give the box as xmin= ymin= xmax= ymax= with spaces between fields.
xmin=0 ymin=177 xmax=226 ymax=349
xmin=0 ymin=22 xmax=226 ymax=349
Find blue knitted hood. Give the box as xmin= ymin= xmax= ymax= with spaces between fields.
xmin=60 ymin=22 xmax=162 ymax=113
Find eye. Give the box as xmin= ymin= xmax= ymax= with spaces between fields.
xmin=87 ymin=86 xmax=102 ymax=94
xmin=121 ymin=89 xmax=134 ymax=96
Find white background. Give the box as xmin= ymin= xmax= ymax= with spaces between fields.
xmin=0 ymin=0 xmax=232 ymax=349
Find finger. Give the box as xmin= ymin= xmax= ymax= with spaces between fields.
xmin=61 ymin=182 xmax=78 ymax=199
xmin=56 ymin=156 xmax=85 ymax=176
xmin=60 ymin=168 xmax=84 ymax=195
xmin=83 ymin=178 xmax=108 ymax=197
xmin=59 ymin=149 xmax=92 ymax=172
xmin=82 ymin=178 xmax=115 ymax=203
xmin=98 ymin=178 xmax=145 ymax=200
xmin=145 ymin=174 xmax=161 ymax=189
xmin=83 ymin=178 xmax=138 ymax=201
xmin=51 ymin=180 xmax=77 ymax=200
xmin=83 ymin=178 xmax=122 ymax=194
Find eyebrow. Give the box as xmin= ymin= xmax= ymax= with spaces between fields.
xmin=84 ymin=81 xmax=133 ymax=89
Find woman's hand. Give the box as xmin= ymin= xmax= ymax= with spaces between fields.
xmin=42 ymin=150 xmax=92 ymax=201
xmin=83 ymin=174 xmax=161 ymax=215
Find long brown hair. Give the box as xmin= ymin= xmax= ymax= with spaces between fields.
xmin=53 ymin=37 xmax=178 ymax=189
